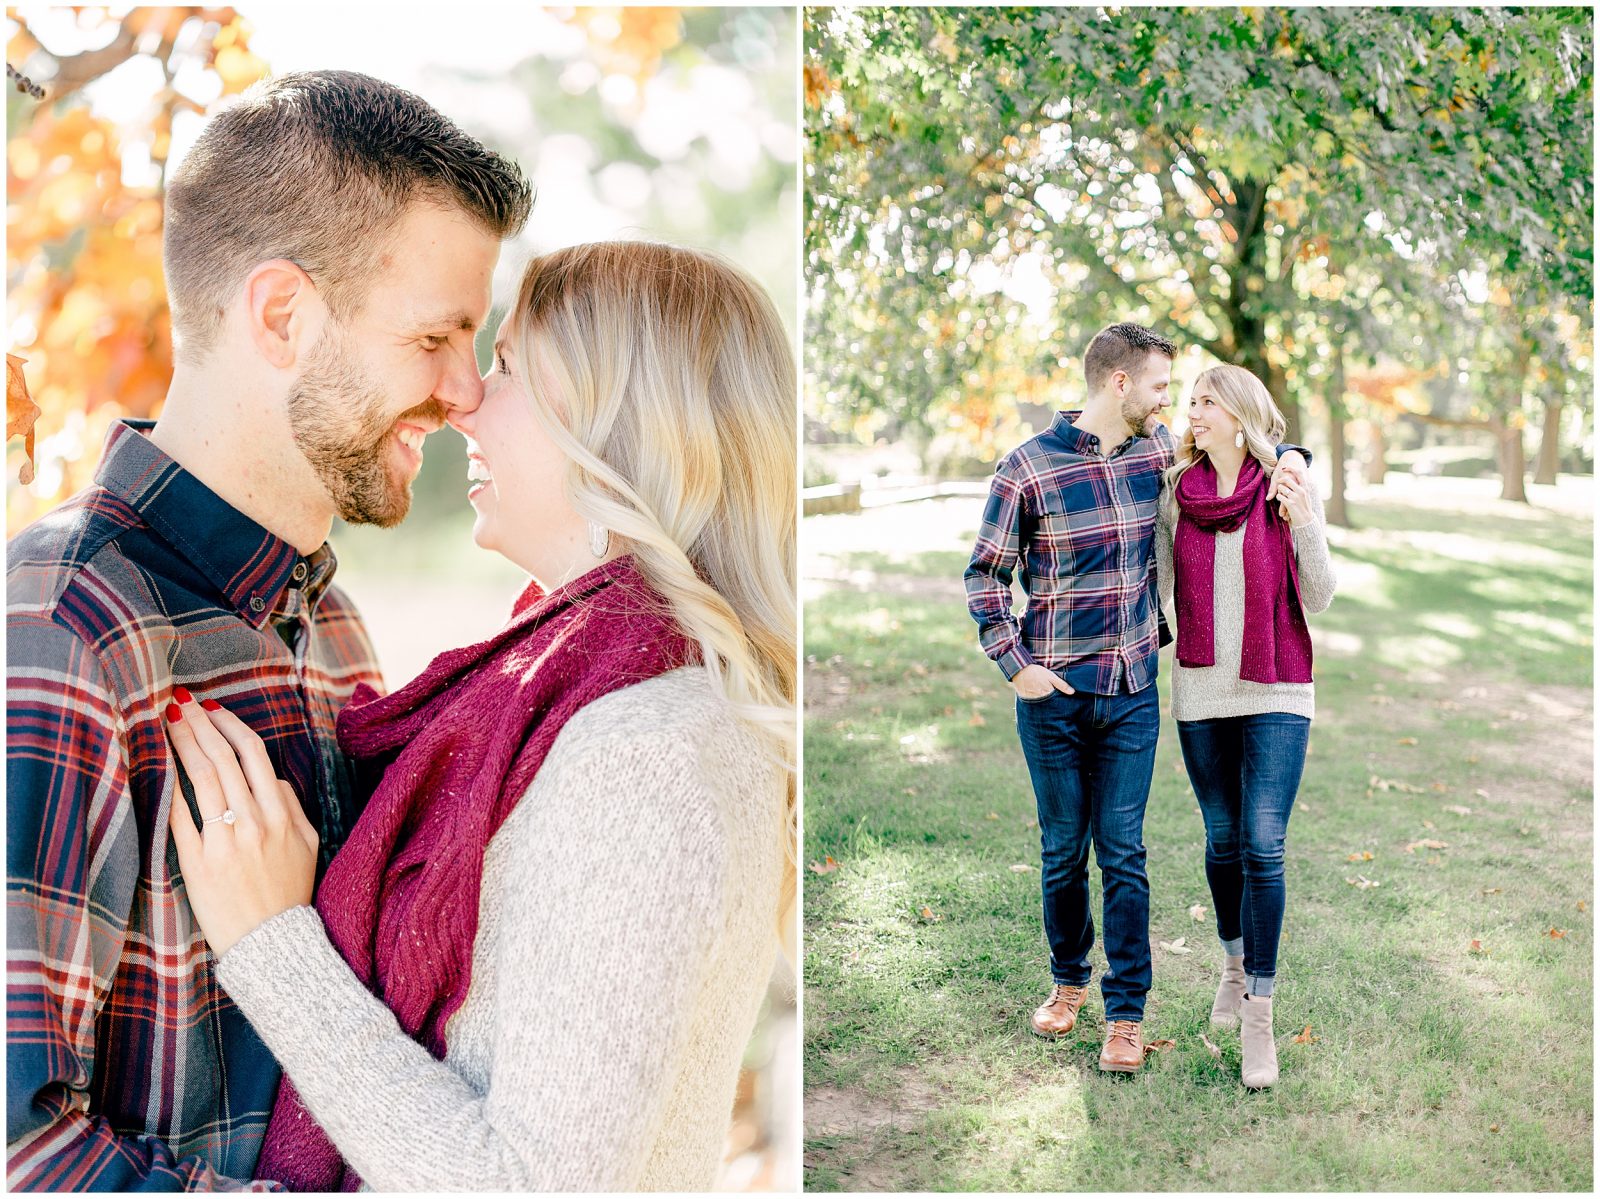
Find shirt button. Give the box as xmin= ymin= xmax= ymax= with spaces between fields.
xmin=249 ymin=596 xmax=265 ymax=613
xmin=292 ymin=562 xmax=309 ymax=583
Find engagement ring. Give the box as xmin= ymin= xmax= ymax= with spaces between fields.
xmin=203 ymin=809 xmax=237 ymax=827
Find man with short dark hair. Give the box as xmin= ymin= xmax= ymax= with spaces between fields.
xmin=965 ymin=323 xmax=1306 ymax=1073
xmin=7 ymin=71 xmax=531 ymax=1189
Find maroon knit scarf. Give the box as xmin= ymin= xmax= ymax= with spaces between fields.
xmin=254 ymin=554 xmax=699 ymax=1191
xmin=1173 ymin=455 xmax=1313 ymax=685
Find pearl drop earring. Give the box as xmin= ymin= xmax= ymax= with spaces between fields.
xmin=1234 ymin=431 xmax=1245 ymax=449
xmin=588 ymin=521 xmax=610 ymax=558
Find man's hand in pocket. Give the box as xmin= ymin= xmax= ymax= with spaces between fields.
xmin=1012 ymin=664 xmax=1075 ymax=700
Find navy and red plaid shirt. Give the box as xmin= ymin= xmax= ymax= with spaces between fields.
xmin=965 ymin=411 xmax=1173 ymax=694
xmin=7 ymin=420 xmax=383 ymax=1191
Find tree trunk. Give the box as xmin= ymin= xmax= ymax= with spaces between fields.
xmin=1225 ymin=178 xmax=1300 ymax=442
xmin=1496 ymin=334 xmax=1532 ymax=503
xmin=1364 ymin=419 xmax=1388 ymax=484
xmin=1492 ymin=418 xmax=1528 ymax=502
xmin=1326 ymin=337 xmax=1350 ymax=527
xmin=1534 ymin=396 xmax=1562 ymax=485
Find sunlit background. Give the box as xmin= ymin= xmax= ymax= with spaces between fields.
xmin=7 ymin=5 xmax=798 ymax=1189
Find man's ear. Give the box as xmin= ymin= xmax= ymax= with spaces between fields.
xmin=242 ymin=260 xmax=322 ymax=369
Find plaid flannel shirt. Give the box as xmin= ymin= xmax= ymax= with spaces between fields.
xmin=7 ymin=421 xmax=383 ymax=1191
xmin=965 ymin=411 xmax=1172 ymax=695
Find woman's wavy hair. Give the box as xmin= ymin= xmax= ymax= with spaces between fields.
xmin=1165 ymin=363 xmax=1287 ymax=516
xmin=507 ymin=241 xmax=797 ymax=957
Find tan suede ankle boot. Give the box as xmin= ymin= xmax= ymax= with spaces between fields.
xmin=1210 ymin=954 xmax=1246 ymax=1029
xmin=1239 ymin=994 xmax=1278 ymax=1088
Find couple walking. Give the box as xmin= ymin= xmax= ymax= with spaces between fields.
xmin=8 ymin=72 xmax=795 ymax=1190
xmin=965 ymin=323 xmax=1336 ymax=1088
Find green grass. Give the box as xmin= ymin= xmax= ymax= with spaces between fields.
xmin=802 ymin=491 xmax=1593 ymax=1192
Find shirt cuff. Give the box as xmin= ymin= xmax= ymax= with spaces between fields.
xmin=1274 ymin=442 xmax=1313 ymax=467
xmin=997 ymin=645 xmax=1034 ymax=681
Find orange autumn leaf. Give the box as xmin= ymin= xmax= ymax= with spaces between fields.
xmin=1293 ymin=1024 xmax=1317 ymax=1044
xmin=7 ymin=354 xmax=40 ymax=485
xmin=807 ymin=856 xmax=840 ymax=875
xmin=1547 ymin=927 xmax=1568 ymax=939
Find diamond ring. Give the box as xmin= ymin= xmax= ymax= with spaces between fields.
xmin=202 ymin=809 xmax=237 ymax=828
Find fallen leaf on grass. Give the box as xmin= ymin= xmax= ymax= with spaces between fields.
xmin=1346 ymin=875 xmax=1381 ymax=890
xmin=1199 ymin=1032 xmax=1223 ymax=1060
xmin=968 ymin=711 xmax=987 ymax=727
xmin=1009 ymin=864 xmax=1033 ymax=873
xmin=1474 ymin=788 xmax=1490 ymax=800
xmin=1158 ymin=937 xmax=1192 ymax=955
xmin=1480 ymin=887 xmax=1502 ymax=895
xmin=1578 ymin=901 xmax=1588 ymax=913
xmin=1369 ymin=775 xmax=1425 ymax=794
xmin=1346 ymin=850 xmax=1374 ymax=862
xmin=1422 ymin=819 xmax=1436 ymax=830
xmin=808 ymin=856 xmax=840 ymax=875
xmin=1188 ymin=903 xmax=1207 ymax=922
xmin=1404 ymin=839 xmax=1449 ymax=854
xmin=1489 ymin=1123 xmax=1500 ymax=1133
xmin=1143 ymin=1038 xmax=1176 ymax=1055
xmin=984 ymin=811 xmax=999 ymax=820
xmin=1442 ymin=805 xmax=1473 ymax=816
xmin=1546 ymin=927 xmax=1567 ymax=939
xmin=1431 ymin=781 xmax=1449 ymax=792
xmin=1468 ymin=939 xmax=1487 ymax=955
xmin=1294 ymin=1025 xmax=1317 ymax=1044
xmin=919 ymin=906 xmax=943 ymax=922
xmin=1396 ymin=737 xmax=1419 ymax=746
xmin=903 ymin=787 xmax=918 ymax=796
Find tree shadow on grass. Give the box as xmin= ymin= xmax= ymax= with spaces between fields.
xmin=803 ymin=495 xmax=1593 ymax=1191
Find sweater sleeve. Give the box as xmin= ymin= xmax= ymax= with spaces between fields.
xmin=213 ymin=726 xmax=727 ymax=1192
xmin=1155 ymin=486 xmax=1176 ymax=617
xmin=1291 ymin=487 xmax=1336 ymax=615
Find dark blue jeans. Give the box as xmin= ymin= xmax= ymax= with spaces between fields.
xmin=1015 ymin=686 xmax=1159 ymax=1022
xmin=1176 ymin=713 xmax=1310 ymax=986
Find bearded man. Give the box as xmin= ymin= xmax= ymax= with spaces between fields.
xmin=7 ymin=71 xmax=531 ymax=1189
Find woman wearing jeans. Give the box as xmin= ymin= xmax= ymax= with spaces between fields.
xmin=1155 ymin=364 xmax=1336 ymax=1089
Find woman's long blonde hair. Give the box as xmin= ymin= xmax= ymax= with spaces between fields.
xmin=509 ymin=241 xmax=798 ymax=958
xmin=1165 ymin=363 xmax=1288 ymax=516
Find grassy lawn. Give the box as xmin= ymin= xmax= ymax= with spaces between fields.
xmin=801 ymin=481 xmax=1593 ymax=1192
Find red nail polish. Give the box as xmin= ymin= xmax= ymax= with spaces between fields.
xmin=173 ymin=686 xmax=194 ymax=704
xmin=165 ymin=702 xmax=183 ymax=723
xmin=200 ymin=699 xmax=222 ymax=712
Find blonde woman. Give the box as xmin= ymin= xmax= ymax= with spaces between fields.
xmin=161 ymin=242 xmax=796 ymax=1191
xmin=1154 ymin=364 xmax=1335 ymax=1090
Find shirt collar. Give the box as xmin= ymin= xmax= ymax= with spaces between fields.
xmin=1050 ymin=409 xmax=1142 ymax=457
xmin=93 ymin=419 xmax=337 ymax=627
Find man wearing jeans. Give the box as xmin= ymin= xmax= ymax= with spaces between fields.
xmin=964 ymin=323 xmax=1306 ymax=1072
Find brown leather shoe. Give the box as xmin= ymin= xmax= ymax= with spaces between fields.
xmin=1098 ymin=1019 xmax=1144 ymax=1072
xmin=1029 ymin=983 xmax=1088 ymax=1039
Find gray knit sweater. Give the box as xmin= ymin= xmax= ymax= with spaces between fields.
xmin=214 ymin=667 xmax=785 ymax=1192
xmin=1155 ymin=484 xmax=1336 ymax=721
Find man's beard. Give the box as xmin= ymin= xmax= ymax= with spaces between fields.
xmin=286 ymin=329 xmax=442 ymax=528
xmin=1121 ymin=396 xmax=1154 ymax=437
